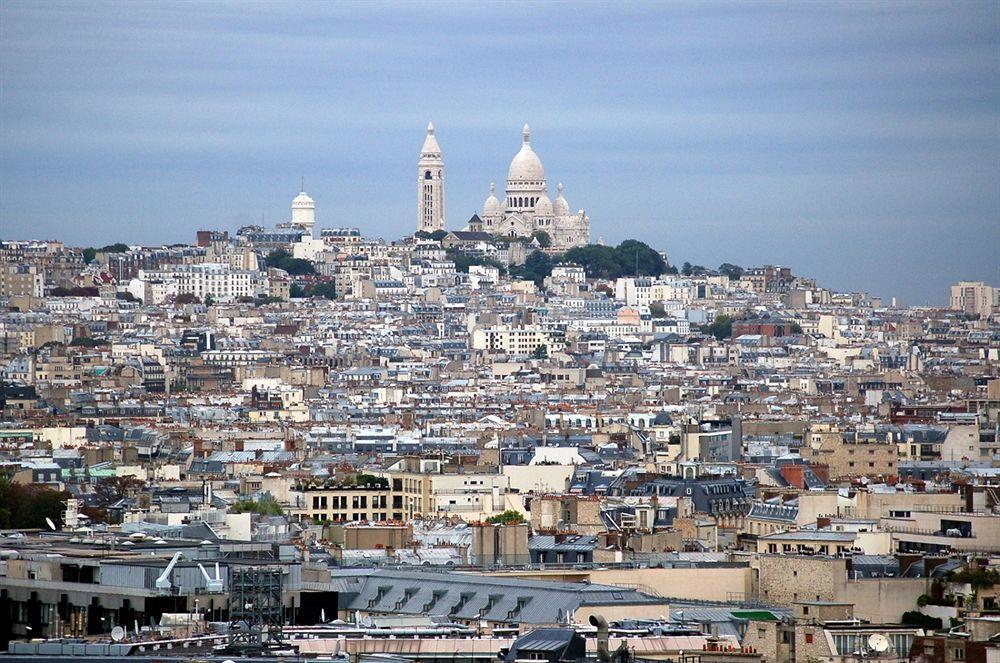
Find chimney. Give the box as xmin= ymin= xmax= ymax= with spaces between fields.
xmin=589 ymin=615 xmax=611 ymax=663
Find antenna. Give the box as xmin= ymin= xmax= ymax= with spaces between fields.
xmin=300 ymin=176 xmax=305 ymax=192
xmin=111 ymin=625 xmax=126 ymax=642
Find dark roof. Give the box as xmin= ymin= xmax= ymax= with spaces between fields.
xmin=446 ymin=231 xmax=493 ymax=241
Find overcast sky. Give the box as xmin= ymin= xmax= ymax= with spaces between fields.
xmin=1 ymin=1 xmax=997 ymax=304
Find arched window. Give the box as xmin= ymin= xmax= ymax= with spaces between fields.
xmin=424 ymin=171 xmax=432 ymax=180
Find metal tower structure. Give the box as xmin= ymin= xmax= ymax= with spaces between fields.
xmin=227 ymin=567 xmax=284 ymax=651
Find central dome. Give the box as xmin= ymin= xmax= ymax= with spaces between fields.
xmin=292 ymin=191 xmax=314 ymax=208
xmin=507 ymin=124 xmax=545 ymax=183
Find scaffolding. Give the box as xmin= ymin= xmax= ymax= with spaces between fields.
xmin=227 ymin=567 xmax=284 ymax=651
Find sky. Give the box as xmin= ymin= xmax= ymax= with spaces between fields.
xmin=1 ymin=1 xmax=998 ymax=305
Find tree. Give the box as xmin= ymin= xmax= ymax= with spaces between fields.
xmin=901 ymin=611 xmax=943 ymax=630
xmin=82 ymin=243 xmax=128 ymax=263
xmin=531 ymin=231 xmax=552 ymax=248
xmin=0 ymin=477 xmax=69 ymax=529
xmin=204 ymin=294 xmax=215 ymax=307
xmin=703 ymin=314 xmax=733 ymax=340
xmin=613 ymin=239 xmax=666 ymax=277
xmin=718 ymin=263 xmax=745 ymax=280
xmin=265 ymin=248 xmax=315 ymax=275
xmin=70 ymin=337 xmax=108 ymax=347
xmin=175 ymin=293 xmax=201 ymax=304
xmin=649 ymin=301 xmax=668 ymax=318
xmin=448 ymin=251 xmax=507 ymax=274
xmin=231 ymin=493 xmax=284 ymax=516
xmin=681 ymin=261 xmax=708 ymax=276
xmin=92 ymin=476 xmax=146 ymax=507
xmin=487 ymin=509 xmax=526 ymax=525
xmin=789 ymin=322 xmax=803 ymax=334
xmin=510 ymin=250 xmax=554 ymax=286
xmin=531 ymin=345 xmax=548 ymax=359
xmin=415 ymin=229 xmax=448 ymax=242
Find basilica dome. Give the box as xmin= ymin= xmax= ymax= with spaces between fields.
xmin=534 ymin=194 xmax=553 ymax=217
xmin=507 ymin=124 xmax=545 ymax=183
xmin=483 ymin=182 xmax=501 ymax=216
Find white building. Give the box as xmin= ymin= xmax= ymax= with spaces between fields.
xmin=417 ymin=122 xmax=446 ymax=233
xmin=475 ymin=125 xmax=590 ymax=249
xmin=290 ymin=188 xmax=316 ymax=235
xmin=135 ymin=264 xmax=268 ymax=303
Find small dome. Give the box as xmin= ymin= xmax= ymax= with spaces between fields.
xmin=534 ymin=194 xmax=553 ymax=216
xmin=653 ymin=411 xmax=673 ymax=426
xmin=553 ymin=182 xmax=570 ymax=216
xmin=292 ymin=191 xmax=314 ymax=208
xmin=483 ymin=182 xmax=501 ymax=216
xmin=507 ymin=124 xmax=544 ymax=183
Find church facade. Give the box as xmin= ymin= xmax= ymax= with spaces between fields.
xmin=415 ymin=123 xmax=590 ymax=250
xmin=475 ymin=124 xmax=590 ymax=250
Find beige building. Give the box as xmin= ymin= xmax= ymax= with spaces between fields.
xmin=802 ymin=425 xmax=899 ymax=480
xmin=0 ymin=264 xmax=44 ymax=300
xmin=290 ymin=482 xmax=392 ymax=523
xmin=755 ymin=554 xmax=929 ymax=623
xmin=950 ymin=281 xmax=998 ymax=316
xmin=378 ymin=457 xmax=509 ymax=521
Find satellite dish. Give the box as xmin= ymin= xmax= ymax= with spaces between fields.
xmin=111 ymin=626 xmax=126 ymax=642
xmin=868 ymin=633 xmax=890 ymax=653
xmin=45 ymin=517 xmax=56 ymax=531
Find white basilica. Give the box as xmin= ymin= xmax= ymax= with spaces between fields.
xmin=416 ymin=123 xmax=590 ymax=249
xmin=475 ymin=124 xmax=590 ymax=249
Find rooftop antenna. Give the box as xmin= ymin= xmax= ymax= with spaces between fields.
xmin=300 ymin=176 xmax=305 ymax=192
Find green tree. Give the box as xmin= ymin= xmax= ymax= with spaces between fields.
xmin=69 ymin=337 xmax=108 ymax=347
xmin=511 ymin=250 xmax=555 ymax=286
xmin=789 ymin=322 xmax=803 ymax=334
xmin=531 ymin=344 xmax=549 ymax=359
xmin=175 ymin=293 xmax=201 ymax=305
xmin=415 ymin=229 xmax=448 ymax=241
xmin=718 ymin=263 xmax=744 ymax=280
xmin=531 ymin=231 xmax=552 ymax=248
xmin=448 ymin=252 xmax=507 ymax=274
xmin=703 ymin=314 xmax=733 ymax=340
xmin=613 ymin=239 xmax=666 ymax=277
xmin=204 ymin=294 xmax=215 ymax=307
xmin=0 ymin=477 xmax=69 ymax=529
xmin=265 ymin=248 xmax=315 ymax=275
xmin=231 ymin=493 xmax=284 ymax=516
xmin=487 ymin=509 xmax=526 ymax=525
xmin=649 ymin=301 xmax=668 ymax=318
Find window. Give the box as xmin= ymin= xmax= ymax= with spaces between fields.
xmin=805 ymin=633 xmax=813 ymax=644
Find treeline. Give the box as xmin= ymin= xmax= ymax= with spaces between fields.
xmin=0 ymin=477 xmax=68 ymax=529
xmin=265 ymin=249 xmax=315 ymax=275
xmin=511 ymin=239 xmax=667 ymax=286
xmin=82 ymin=243 xmax=129 ymax=263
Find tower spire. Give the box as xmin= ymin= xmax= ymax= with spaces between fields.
xmin=417 ymin=121 xmax=445 ymax=233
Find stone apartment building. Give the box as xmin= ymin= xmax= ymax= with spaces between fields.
xmin=801 ymin=425 xmax=900 ymax=480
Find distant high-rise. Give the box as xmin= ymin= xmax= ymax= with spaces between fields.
xmin=950 ymin=281 xmax=998 ymax=316
xmin=417 ymin=122 xmax=445 ymax=233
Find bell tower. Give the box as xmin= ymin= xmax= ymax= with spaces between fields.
xmin=417 ymin=122 xmax=445 ymax=233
